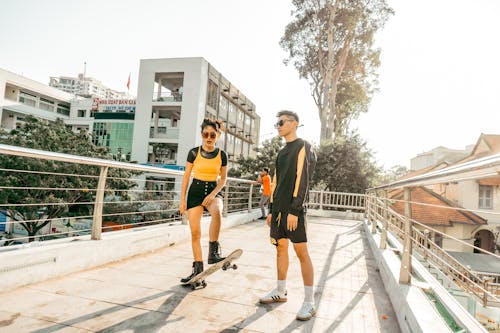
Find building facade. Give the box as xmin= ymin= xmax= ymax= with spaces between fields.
xmin=49 ymin=74 xmax=129 ymax=99
xmin=132 ymin=57 xmax=260 ymax=169
xmin=410 ymin=145 xmax=473 ymax=171
xmin=0 ymin=68 xmax=74 ymax=131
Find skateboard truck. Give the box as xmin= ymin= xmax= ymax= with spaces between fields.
xmin=222 ymin=261 xmax=238 ymax=270
xmin=191 ymin=280 xmax=207 ymax=290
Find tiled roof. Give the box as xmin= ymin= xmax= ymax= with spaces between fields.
xmin=389 ymin=187 xmax=487 ymax=226
xmin=397 ymin=162 xmax=448 ymax=181
xmin=455 ymin=134 xmax=500 ymax=164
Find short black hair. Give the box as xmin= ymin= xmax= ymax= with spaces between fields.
xmin=276 ymin=110 xmax=299 ymax=123
xmin=263 ymin=167 xmax=270 ymax=173
xmin=201 ymin=118 xmax=224 ymax=133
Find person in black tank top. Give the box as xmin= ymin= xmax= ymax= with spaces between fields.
xmin=179 ymin=118 xmax=228 ymax=283
xmin=258 ymin=110 xmax=318 ymax=321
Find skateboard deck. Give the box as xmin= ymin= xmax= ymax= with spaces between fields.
xmin=181 ymin=249 xmax=243 ymax=290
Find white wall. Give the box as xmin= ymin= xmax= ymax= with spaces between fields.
xmin=132 ymin=57 xmax=209 ymax=164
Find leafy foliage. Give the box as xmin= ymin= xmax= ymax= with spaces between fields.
xmin=374 ymin=165 xmax=409 ymax=186
xmin=311 ymin=132 xmax=380 ymax=193
xmin=280 ymin=0 xmax=393 ymax=140
xmin=0 ymin=116 xmax=138 ymax=240
xmin=231 ymin=136 xmax=283 ymax=179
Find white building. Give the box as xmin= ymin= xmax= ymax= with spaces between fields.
xmin=0 ymin=68 xmax=75 ymax=131
xmin=49 ymin=73 xmax=129 ymax=100
xmin=410 ymin=145 xmax=473 ymax=171
xmin=132 ymin=57 xmax=260 ymax=169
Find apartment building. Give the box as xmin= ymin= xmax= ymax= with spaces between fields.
xmin=49 ymin=73 xmax=129 ymax=99
xmin=0 ymin=68 xmax=75 ymax=131
xmin=132 ymin=57 xmax=260 ymax=169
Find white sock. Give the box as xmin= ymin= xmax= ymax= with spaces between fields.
xmin=304 ymin=286 xmax=314 ymax=303
xmin=277 ymin=280 xmax=286 ymax=294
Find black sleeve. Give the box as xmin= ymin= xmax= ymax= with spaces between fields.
xmin=220 ymin=150 xmax=228 ymax=166
xmin=289 ymin=141 xmax=317 ymax=216
xmin=186 ymin=147 xmax=198 ymax=163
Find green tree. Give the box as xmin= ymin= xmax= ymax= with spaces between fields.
xmin=280 ymin=0 xmax=393 ymax=140
xmin=0 ymin=116 xmax=137 ymax=241
xmin=312 ymin=132 xmax=379 ymax=193
xmin=375 ymin=165 xmax=409 ymax=186
xmin=232 ymin=136 xmax=283 ymax=179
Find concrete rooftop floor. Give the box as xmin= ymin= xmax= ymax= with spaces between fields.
xmin=0 ymin=217 xmax=400 ymax=333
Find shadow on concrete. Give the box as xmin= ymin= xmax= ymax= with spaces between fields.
xmin=218 ymin=302 xmax=285 ymax=332
xmin=30 ymin=287 xmax=189 ymax=333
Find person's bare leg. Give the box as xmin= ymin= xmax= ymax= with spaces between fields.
xmin=292 ymin=242 xmax=314 ymax=286
xmin=188 ymin=206 xmax=204 ymax=261
xmin=208 ymin=198 xmax=223 ymax=241
xmin=277 ymin=238 xmax=289 ymax=280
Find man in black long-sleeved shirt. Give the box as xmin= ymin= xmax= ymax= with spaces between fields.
xmin=259 ymin=110 xmax=317 ymax=321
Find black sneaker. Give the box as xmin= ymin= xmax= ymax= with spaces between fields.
xmin=258 ymin=216 xmax=267 ymax=220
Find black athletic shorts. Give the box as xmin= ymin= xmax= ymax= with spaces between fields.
xmin=187 ymin=179 xmax=223 ymax=211
xmin=269 ymin=210 xmax=308 ymax=245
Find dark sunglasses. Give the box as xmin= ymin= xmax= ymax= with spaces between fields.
xmin=274 ymin=119 xmax=294 ymax=128
xmin=202 ymin=131 xmax=217 ymax=139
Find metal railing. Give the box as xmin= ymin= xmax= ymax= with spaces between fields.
xmin=0 ymin=144 xmax=368 ymax=248
xmin=366 ymin=153 xmax=500 ymax=307
xmin=308 ymin=190 xmax=365 ymax=211
xmin=152 ymin=91 xmax=182 ymax=102
xmin=0 ymin=144 xmax=255 ymax=245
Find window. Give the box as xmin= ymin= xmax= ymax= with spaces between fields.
xmin=77 ymin=110 xmax=86 ymax=117
xmin=206 ymin=80 xmax=219 ymax=110
xmin=479 ymin=185 xmax=493 ymax=209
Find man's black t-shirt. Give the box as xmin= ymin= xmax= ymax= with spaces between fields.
xmin=270 ymin=138 xmax=316 ymax=216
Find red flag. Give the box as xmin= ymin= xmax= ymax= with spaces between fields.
xmin=126 ymin=73 xmax=131 ymax=91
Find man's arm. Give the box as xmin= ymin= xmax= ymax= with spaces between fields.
xmin=289 ymin=142 xmax=316 ymax=216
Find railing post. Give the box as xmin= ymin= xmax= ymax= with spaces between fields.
xmin=371 ymin=191 xmax=377 ymax=234
xmin=92 ymin=166 xmax=108 ymax=240
xmin=319 ymin=191 xmax=324 ymax=210
xmin=223 ymin=182 xmax=229 ymax=217
xmin=248 ymin=183 xmax=253 ymax=212
xmin=423 ymin=229 xmax=430 ymax=260
xmin=380 ymin=190 xmax=388 ymax=249
xmin=399 ymin=187 xmax=413 ymax=284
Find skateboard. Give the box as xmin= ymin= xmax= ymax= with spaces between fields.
xmin=181 ymin=249 xmax=243 ymax=290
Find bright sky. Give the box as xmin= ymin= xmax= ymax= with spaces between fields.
xmin=1 ymin=0 xmax=499 ymax=169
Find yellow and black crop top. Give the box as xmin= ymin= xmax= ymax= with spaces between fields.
xmin=187 ymin=146 xmax=228 ymax=181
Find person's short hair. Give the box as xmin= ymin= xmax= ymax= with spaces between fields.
xmin=201 ymin=118 xmax=224 ymax=133
xmin=263 ymin=167 xmax=270 ymax=173
xmin=276 ymin=110 xmax=299 ymax=123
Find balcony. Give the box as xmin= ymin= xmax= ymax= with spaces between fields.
xmin=152 ymin=91 xmax=182 ymax=103
xmin=149 ymin=127 xmax=180 ymax=140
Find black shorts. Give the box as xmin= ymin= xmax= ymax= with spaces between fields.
xmin=270 ymin=211 xmax=308 ymax=245
xmin=187 ymin=179 xmax=223 ymax=211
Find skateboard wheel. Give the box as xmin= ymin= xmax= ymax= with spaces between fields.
xmin=191 ymin=285 xmax=196 ymax=290
xmin=232 ymin=264 xmax=238 ymax=270
xmin=202 ymin=281 xmax=207 ymax=288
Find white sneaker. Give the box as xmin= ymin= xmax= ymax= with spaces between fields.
xmin=259 ymin=288 xmax=288 ymax=304
xmin=296 ymin=302 xmax=316 ymax=321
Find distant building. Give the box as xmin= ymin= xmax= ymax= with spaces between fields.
xmin=410 ymin=145 xmax=473 ymax=171
xmin=49 ymin=73 xmax=129 ymax=99
xmin=2 ymin=57 xmax=261 ymax=169
xmin=397 ymin=134 xmax=500 ymax=254
xmin=132 ymin=57 xmax=260 ymax=169
xmin=0 ymin=68 xmax=75 ymax=130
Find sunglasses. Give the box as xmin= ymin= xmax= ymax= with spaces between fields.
xmin=202 ymin=131 xmax=217 ymax=139
xmin=274 ymin=119 xmax=294 ymax=128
